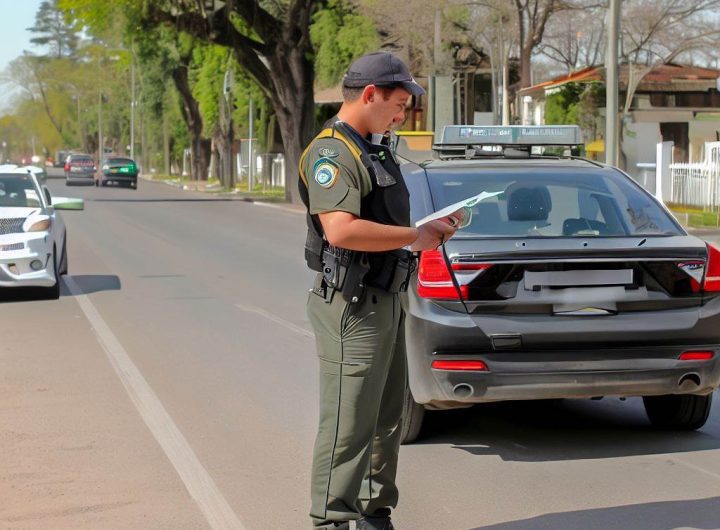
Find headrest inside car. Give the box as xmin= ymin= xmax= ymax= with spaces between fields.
xmin=507 ymin=186 xmax=552 ymax=221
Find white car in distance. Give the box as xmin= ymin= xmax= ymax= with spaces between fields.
xmin=0 ymin=168 xmax=84 ymax=299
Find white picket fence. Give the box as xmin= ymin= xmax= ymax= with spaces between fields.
xmin=670 ymin=142 xmax=720 ymax=208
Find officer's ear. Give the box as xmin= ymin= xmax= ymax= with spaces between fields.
xmin=362 ymin=84 xmax=377 ymax=104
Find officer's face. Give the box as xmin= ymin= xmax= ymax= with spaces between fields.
xmin=365 ymin=86 xmax=411 ymax=134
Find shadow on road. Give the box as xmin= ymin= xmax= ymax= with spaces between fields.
xmin=0 ymin=275 xmax=121 ymax=303
xmin=416 ymin=399 xmax=720 ymax=461
xmin=89 ymin=198 xmax=244 ymax=203
xmin=471 ymin=497 xmax=720 ymax=530
xmin=62 ymin=275 xmax=121 ymax=295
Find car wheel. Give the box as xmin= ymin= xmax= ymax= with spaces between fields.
xmin=400 ymin=383 xmax=426 ymax=445
xmin=58 ymin=237 xmax=68 ymax=275
xmin=643 ymin=394 xmax=712 ymax=430
xmin=44 ymin=250 xmax=61 ymax=300
xmin=131 ymin=181 xmax=137 ymax=189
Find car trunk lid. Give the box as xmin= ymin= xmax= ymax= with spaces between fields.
xmin=427 ymin=235 xmax=709 ymax=316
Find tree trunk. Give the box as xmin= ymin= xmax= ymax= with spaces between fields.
xmin=519 ymin=43 xmax=533 ymax=89
xmin=262 ymin=45 xmax=316 ymax=203
xmin=171 ymin=65 xmax=209 ymax=181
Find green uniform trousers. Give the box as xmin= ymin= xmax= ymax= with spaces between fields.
xmin=307 ymin=281 xmax=407 ymax=529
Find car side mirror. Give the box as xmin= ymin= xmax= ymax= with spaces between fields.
xmin=43 ymin=186 xmax=52 ymax=205
xmin=52 ymin=197 xmax=84 ymax=211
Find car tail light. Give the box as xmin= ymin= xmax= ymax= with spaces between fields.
xmin=417 ymin=250 xmax=490 ymax=300
xmin=679 ymin=351 xmax=714 ymax=361
xmin=703 ymin=243 xmax=720 ymax=292
xmin=431 ymin=360 xmax=489 ymax=371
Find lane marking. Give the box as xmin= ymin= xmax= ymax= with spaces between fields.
xmin=669 ymin=456 xmax=720 ymax=483
xmin=234 ymin=303 xmax=314 ymax=338
xmin=252 ymin=201 xmax=304 ymax=214
xmin=64 ymin=276 xmax=245 ymax=530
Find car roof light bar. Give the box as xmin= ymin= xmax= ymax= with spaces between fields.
xmin=436 ymin=125 xmax=583 ymax=148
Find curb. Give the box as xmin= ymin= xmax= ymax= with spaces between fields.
xmin=139 ymin=173 xmax=303 ymax=214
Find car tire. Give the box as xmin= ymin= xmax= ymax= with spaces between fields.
xmin=400 ymin=383 xmax=426 ymax=445
xmin=643 ymin=394 xmax=712 ymax=430
xmin=44 ymin=250 xmax=61 ymax=300
xmin=58 ymin=237 xmax=68 ymax=275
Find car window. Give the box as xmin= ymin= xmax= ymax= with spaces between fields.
xmin=107 ymin=158 xmax=134 ymax=165
xmin=0 ymin=175 xmax=42 ymax=207
xmin=427 ymin=168 xmax=682 ymax=238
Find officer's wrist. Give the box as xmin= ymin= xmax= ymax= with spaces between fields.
xmin=403 ymin=227 xmax=419 ymax=251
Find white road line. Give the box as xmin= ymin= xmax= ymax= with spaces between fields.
xmin=252 ymin=201 xmax=303 ymax=214
xmin=64 ymin=276 xmax=245 ymax=530
xmin=669 ymin=456 xmax=720 ymax=483
xmin=234 ymin=303 xmax=314 ymax=339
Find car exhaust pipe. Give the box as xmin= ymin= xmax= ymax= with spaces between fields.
xmin=452 ymin=383 xmax=474 ymax=399
xmin=678 ymin=373 xmax=701 ymax=389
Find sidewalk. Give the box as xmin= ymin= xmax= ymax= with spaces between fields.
xmin=140 ymin=173 xmax=305 ymax=214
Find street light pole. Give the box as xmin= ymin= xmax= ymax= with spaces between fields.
xmin=248 ymin=95 xmax=254 ymax=192
xmin=98 ymin=90 xmax=103 ymax=166
xmin=605 ymin=0 xmax=621 ymax=167
xmin=130 ymin=57 xmax=135 ymax=160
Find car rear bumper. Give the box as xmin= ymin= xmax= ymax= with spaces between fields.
xmin=102 ymin=172 xmax=137 ymax=182
xmin=65 ymin=172 xmax=95 ymax=184
xmin=0 ymin=234 xmax=56 ymax=287
xmin=404 ymin=293 xmax=720 ymax=407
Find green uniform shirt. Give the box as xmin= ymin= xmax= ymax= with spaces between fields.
xmin=302 ymin=136 xmax=373 ymax=217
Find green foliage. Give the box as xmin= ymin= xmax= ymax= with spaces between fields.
xmin=311 ymin=0 xmax=379 ymax=88
xmin=191 ymin=46 xmax=227 ymax=137
xmin=544 ymin=82 xmax=604 ymax=139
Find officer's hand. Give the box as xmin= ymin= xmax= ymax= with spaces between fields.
xmin=410 ymin=220 xmax=457 ymax=251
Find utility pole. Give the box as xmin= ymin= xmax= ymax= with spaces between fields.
xmin=248 ymin=96 xmax=254 ymax=192
xmin=130 ymin=57 xmax=135 ymax=160
xmin=98 ymin=90 xmax=103 ymax=165
xmin=605 ymin=0 xmax=621 ymax=167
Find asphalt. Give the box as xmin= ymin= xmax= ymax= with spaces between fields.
xmin=1 ymin=169 xmax=720 ymax=529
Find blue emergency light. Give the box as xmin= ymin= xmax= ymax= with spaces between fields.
xmin=439 ymin=125 xmax=583 ymax=146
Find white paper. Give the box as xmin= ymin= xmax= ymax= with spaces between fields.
xmin=415 ymin=191 xmax=503 ymax=228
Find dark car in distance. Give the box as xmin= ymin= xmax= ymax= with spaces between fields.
xmin=96 ymin=157 xmax=138 ymax=189
xmin=397 ymin=125 xmax=720 ymax=443
xmin=64 ymin=154 xmax=96 ymax=186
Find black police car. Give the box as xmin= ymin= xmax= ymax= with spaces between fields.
xmin=398 ymin=125 xmax=720 ymax=443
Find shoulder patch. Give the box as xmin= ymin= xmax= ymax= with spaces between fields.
xmin=313 ymin=158 xmax=339 ymax=188
xmin=318 ymin=146 xmax=339 ymax=158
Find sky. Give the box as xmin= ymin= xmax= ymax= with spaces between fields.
xmin=0 ymin=0 xmax=43 ymax=111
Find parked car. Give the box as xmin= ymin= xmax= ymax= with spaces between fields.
xmin=0 ymin=163 xmax=47 ymax=184
xmin=96 ymin=156 xmax=138 ymax=189
xmin=0 ymin=168 xmax=84 ymax=299
xmin=54 ymin=150 xmax=70 ymax=168
xmin=64 ymin=153 xmax=96 ymax=186
xmin=399 ymin=125 xmax=720 ymax=443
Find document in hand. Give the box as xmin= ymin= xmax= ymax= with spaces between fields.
xmin=415 ymin=191 xmax=503 ymax=229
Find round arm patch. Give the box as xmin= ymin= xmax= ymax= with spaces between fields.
xmin=313 ymin=158 xmax=340 ymax=188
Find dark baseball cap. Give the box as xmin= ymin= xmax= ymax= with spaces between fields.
xmin=343 ymin=52 xmax=425 ymax=96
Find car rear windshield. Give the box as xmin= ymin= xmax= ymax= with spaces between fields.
xmin=106 ymin=158 xmax=134 ymax=165
xmin=0 ymin=175 xmax=41 ymax=207
xmin=427 ymin=167 xmax=683 ymax=238
xmin=71 ymin=156 xmax=94 ymax=163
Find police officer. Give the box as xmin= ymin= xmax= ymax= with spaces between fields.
xmin=299 ymin=52 xmax=457 ymax=530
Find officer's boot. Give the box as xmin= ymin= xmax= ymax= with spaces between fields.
xmin=356 ymin=515 xmax=395 ymax=530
